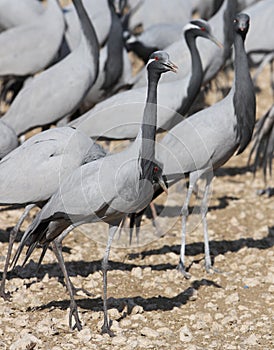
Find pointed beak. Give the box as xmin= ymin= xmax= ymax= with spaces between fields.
xmin=208 ymin=34 xmax=223 ymax=49
xmin=166 ymin=60 xmax=178 ymax=73
xmin=158 ymin=176 xmax=168 ymax=195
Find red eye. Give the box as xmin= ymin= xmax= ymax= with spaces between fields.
xmin=201 ymin=27 xmax=206 ymax=31
xmin=154 ymin=56 xmax=159 ymax=61
xmin=153 ymin=166 xmax=159 ymax=172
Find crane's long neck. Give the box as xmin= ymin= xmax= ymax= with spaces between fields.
xmin=233 ymin=31 xmax=256 ymax=155
xmin=101 ymin=0 xmax=124 ymax=91
xmin=222 ymin=0 xmax=237 ymax=61
xmin=178 ymin=31 xmax=203 ymax=116
xmin=139 ymin=70 xmax=161 ymax=180
xmin=72 ymin=0 xmax=99 ymax=80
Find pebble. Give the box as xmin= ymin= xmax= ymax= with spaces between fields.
xmin=10 ymin=333 xmax=41 ymax=350
xmin=111 ymin=335 xmax=127 ymax=346
xmin=179 ymin=325 xmax=193 ymax=342
xmin=140 ymin=326 xmax=159 ymax=338
xmin=131 ymin=267 xmax=143 ymax=279
xmin=77 ymin=328 xmax=92 ymax=343
xmin=243 ymin=333 xmax=258 ymax=345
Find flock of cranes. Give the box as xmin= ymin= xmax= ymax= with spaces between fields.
xmin=0 ymin=0 xmax=273 ymax=335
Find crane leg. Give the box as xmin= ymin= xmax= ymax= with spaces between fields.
xmin=0 ymin=204 xmax=35 ymax=300
xmin=101 ymin=223 xmax=120 ymax=336
xmin=178 ymin=175 xmax=197 ymax=279
xmin=200 ymin=174 xmax=213 ymax=272
xmin=201 ymin=173 xmax=221 ymax=274
xmin=52 ymin=238 xmax=82 ymax=331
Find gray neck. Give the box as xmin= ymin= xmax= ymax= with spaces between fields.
xmin=140 ymin=70 xmax=161 ymax=180
xmin=222 ymin=0 xmax=237 ymax=61
xmin=72 ymin=0 xmax=99 ymax=81
xmin=233 ymin=31 xmax=256 ymax=155
xmin=178 ymin=30 xmax=203 ymax=116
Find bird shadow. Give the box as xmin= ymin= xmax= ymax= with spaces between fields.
xmin=127 ymin=226 xmax=274 ymax=261
xmin=215 ymin=165 xmax=252 ymax=177
xmin=3 ymin=227 xmax=273 ymax=283
xmin=26 ymin=278 xmax=222 ymax=315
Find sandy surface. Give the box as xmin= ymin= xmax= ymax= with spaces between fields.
xmin=0 ymin=37 xmax=273 ymax=350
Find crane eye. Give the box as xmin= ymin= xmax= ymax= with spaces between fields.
xmin=201 ymin=27 xmax=206 ymax=31
xmin=154 ymin=56 xmax=159 ymax=61
xmin=153 ymin=166 xmax=159 ymax=173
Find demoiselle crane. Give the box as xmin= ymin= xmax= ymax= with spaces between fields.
xmin=12 ymin=51 xmax=177 ymax=333
xmin=1 ymin=0 xmax=99 ymax=137
xmin=153 ymin=13 xmax=256 ymax=277
xmin=70 ymin=19 xmax=222 ymax=139
xmin=0 ymin=127 xmax=106 ymax=301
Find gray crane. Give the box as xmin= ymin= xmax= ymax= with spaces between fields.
xmin=153 ymin=13 xmax=256 ymax=277
xmin=0 ymin=0 xmax=64 ymax=77
xmin=132 ymin=0 xmax=236 ymax=88
xmin=0 ymin=127 xmax=106 ymax=301
xmin=70 ymin=19 xmax=222 ymax=139
xmin=12 ymin=51 xmax=177 ymax=333
xmin=0 ymin=0 xmax=44 ymax=31
xmin=79 ymin=0 xmax=133 ymax=111
xmin=248 ymin=104 xmax=274 ymax=196
xmin=63 ymin=0 xmax=111 ymax=49
xmin=1 ymin=0 xmax=99 ymax=137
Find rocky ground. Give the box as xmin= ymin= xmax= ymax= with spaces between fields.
xmin=0 ymin=59 xmax=273 ymax=349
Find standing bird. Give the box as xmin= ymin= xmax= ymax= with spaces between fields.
xmin=154 ymin=13 xmax=256 ymax=277
xmin=12 ymin=51 xmax=177 ymax=333
xmin=1 ymin=0 xmax=99 ymax=137
xmin=0 ymin=127 xmax=106 ymax=301
xmin=248 ymin=104 xmax=274 ymax=196
xmin=70 ymin=19 xmax=222 ymax=139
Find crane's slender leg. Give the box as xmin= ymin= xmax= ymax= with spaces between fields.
xmin=53 ymin=226 xmax=93 ymax=297
xmin=101 ymin=223 xmax=120 ymax=336
xmin=200 ymin=173 xmax=215 ymax=272
xmin=52 ymin=239 xmax=82 ymax=332
xmin=0 ymin=204 xmax=36 ymax=300
xmin=178 ymin=173 xmax=199 ymax=279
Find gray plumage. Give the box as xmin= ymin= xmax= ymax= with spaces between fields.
xmin=0 ymin=120 xmax=18 ymax=159
xmin=70 ymin=19 xmax=221 ymax=139
xmin=155 ymin=13 xmax=256 ymax=276
xmin=0 ymin=126 xmax=106 ymax=301
xmin=133 ymin=0 xmax=236 ymax=88
xmin=2 ymin=0 xmax=99 ymax=136
xmin=12 ymin=51 xmax=177 ymax=333
xmin=0 ymin=0 xmax=65 ymax=77
xmin=0 ymin=0 xmax=44 ymax=31
xmin=248 ymin=104 xmax=274 ymax=181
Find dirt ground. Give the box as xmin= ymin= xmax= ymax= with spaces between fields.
xmin=0 ymin=56 xmax=273 ymax=349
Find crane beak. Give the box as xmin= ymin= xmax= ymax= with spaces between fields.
xmin=208 ymin=34 xmax=223 ymax=49
xmin=166 ymin=60 xmax=178 ymax=73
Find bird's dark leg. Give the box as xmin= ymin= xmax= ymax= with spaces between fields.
xmin=0 ymin=204 xmax=35 ymax=301
xmin=51 ymin=238 xmax=82 ymax=331
xmin=149 ymin=202 xmax=165 ymax=238
xmin=178 ymin=177 xmax=196 ymax=279
xmin=53 ymin=226 xmax=93 ymax=297
xmin=101 ymin=223 xmax=119 ymax=336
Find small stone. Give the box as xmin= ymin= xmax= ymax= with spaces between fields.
xmin=179 ymin=325 xmax=193 ymax=342
xmin=225 ymin=292 xmax=239 ymax=304
xmin=10 ymin=333 xmax=41 ymax=350
xmin=140 ymin=326 xmax=159 ymax=338
xmin=119 ymin=318 xmax=132 ymax=328
xmin=77 ymin=328 xmax=92 ymax=343
xmin=243 ymin=334 xmax=258 ymax=345
xmin=111 ymin=335 xmax=127 ymax=346
xmin=131 ymin=267 xmax=143 ymax=279
xmin=131 ymin=305 xmax=144 ymax=315
xmin=108 ymin=308 xmax=121 ymax=320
